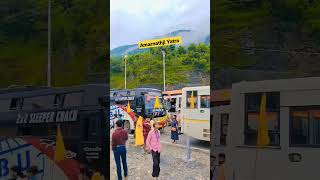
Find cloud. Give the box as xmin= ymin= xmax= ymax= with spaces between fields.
xmin=110 ymin=0 xmax=210 ymax=49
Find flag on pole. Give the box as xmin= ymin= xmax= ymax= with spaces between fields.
xmin=54 ymin=125 xmax=65 ymax=162
xmin=127 ymin=101 xmax=131 ymax=113
xmin=190 ymin=91 xmax=195 ymax=109
xmin=135 ymin=116 xmax=144 ymax=146
xmin=154 ymin=96 xmax=161 ymax=109
xmin=257 ymin=93 xmax=270 ymax=147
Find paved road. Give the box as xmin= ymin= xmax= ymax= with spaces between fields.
xmin=121 ymin=126 xmax=210 ymax=152
xmin=159 ymin=126 xmax=210 ymax=151
xmin=110 ymin=130 xmax=210 ymax=180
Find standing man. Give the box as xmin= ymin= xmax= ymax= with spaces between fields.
xmin=112 ymin=120 xmax=128 ymax=180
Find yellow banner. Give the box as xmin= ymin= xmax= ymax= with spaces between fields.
xmin=138 ymin=36 xmax=182 ymax=49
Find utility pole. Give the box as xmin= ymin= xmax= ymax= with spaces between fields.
xmin=161 ymin=50 xmax=166 ymax=91
xmin=47 ymin=0 xmax=51 ymax=87
xmin=124 ymin=54 xmax=127 ymax=89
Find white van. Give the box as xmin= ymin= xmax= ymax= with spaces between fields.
xmin=212 ymin=77 xmax=320 ymax=180
xmin=181 ymin=86 xmax=210 ymax=141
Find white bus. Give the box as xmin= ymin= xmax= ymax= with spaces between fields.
xmin=212 ymin=77 xmax=320 ymax=180
xmin=181 ymin=86 xmax=210 ymax=141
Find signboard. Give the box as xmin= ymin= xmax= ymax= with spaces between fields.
xmin=138 ymin=36 xmax=182 ymax=49
xmin=111 ymin=90 xmax=136 ymax=97
xmin=16 ymin=110 xmax=78 ymax=124
xmin=114 ymin=96 xmax=134 ymax=101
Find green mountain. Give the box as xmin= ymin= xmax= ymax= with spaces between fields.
xmin=111 ymin=29 xmax=210 ymax=57
xmin=111 ymin=43 xmax=210 ymax=90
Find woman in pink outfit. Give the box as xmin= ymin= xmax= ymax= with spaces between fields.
xmin=146 ymin=122 xmax=161 ymax=179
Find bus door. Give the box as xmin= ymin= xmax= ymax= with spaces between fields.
xmin=176 ymin=96 xmax=182 ymax=112
xmin=199 ymin=91 xmax=210 ymax=140
xmin=135 ymin=95 xmax=144 ymax=116
xmin=79 ymin=109 xmax=106 ymax=172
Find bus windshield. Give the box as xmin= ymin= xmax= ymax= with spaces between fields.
xmin=145 ymin=96 xmax=163 ymax=109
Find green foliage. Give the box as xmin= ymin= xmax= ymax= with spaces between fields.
xmin=214 ymin=0 xmax=320 ymax=71
xmin=110 ymin=44 xmax=210 ymax=89
xmin=0 ymin=0 xmax=107 ymax=87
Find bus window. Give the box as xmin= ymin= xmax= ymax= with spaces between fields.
xmin=178 ymin=97 xmax=182 ymax=108
xmin=291 ymin=107 xmax=320 ymax=146
xmin=10 ymin=98 xmax=23 ymax=111
xmin=169 ymin=98 xmax=176 ymax=112
xmin=186 ymin=91 xmax=198 ymax=108
xmin=145 ymin=97 xmax=161 ymax=109
xmin=54 ymin=94 xmax=65 ymax=108
xmin=244 ymin=92 xmax=280 ymax=146
xmin=63 ymin=92 xmax=83 ymax=107
xmin=82 ymin=111 xmax=100 ymax=141
xmin=23 ymin=95 xmax=54 ymax=111
xmin=200 ymin=95 xmax=210 ymax=108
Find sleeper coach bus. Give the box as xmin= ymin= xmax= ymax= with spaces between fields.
xmin=110 ymin=88 xmax=167 ymax=131
xmin=180 ymin=86 xmax=210 ymax=141
xmin=211 ymin=77 xmax=320 ymax=180
xmin=0 ymin=85 xmax=108 ymax=180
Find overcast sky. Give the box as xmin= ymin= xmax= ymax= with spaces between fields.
xmin=110 ymin=0 xmax=210 ymax=49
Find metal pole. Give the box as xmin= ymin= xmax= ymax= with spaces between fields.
xmin=161 ymin=50 xmax=165 ymax=91
xmin=124 ymin=54 xmax=127 ymax=89
xmin=183 ymin=135 xmax=192 ymax=162
xmin=47 ymin=0 xmax=51 ymax=87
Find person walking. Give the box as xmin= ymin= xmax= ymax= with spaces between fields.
xmin=170 ymin=115 xmax=179 ymax=144
xmin=135 ymin=116 xmax=144 ymax=147
xmin=112 ymin=120 xmax=128 ymax=180
xmin=146 ymin=122 xmax=161 ymax=179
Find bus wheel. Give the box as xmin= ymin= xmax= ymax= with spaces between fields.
xmin=124 ymin=120 xmax=132 ymax=134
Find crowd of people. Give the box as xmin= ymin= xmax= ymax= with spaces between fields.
xmin=111 ymin=114 xmax=180 ymax=180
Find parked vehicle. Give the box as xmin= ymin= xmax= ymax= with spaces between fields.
xmin=0 ymin=85 xmax=108 ymax=179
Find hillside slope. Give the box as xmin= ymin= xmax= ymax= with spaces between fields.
xmin=111 ymin=29 xmax=210 ymax=57
xmin=111 ymin=43 xmax=210 ymax=90
xmin=213 ymin=0 xmax=320 ymax=88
